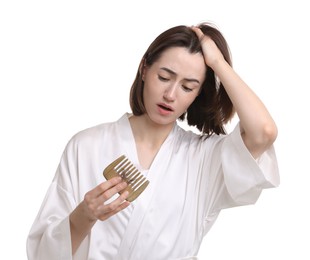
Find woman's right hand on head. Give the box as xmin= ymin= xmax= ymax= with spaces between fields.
xmin=82 ymin=177 xmax=130 ymax=222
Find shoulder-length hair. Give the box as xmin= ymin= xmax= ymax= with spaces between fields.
xmin=130 ymin=22 xmax=235 ymax=136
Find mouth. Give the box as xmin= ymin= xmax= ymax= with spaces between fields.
xmin=157 ymin=103 xmax=174 ymax=112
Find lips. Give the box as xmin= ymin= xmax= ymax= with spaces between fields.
xmin=157 ymin=103 xmax=174 ymax=112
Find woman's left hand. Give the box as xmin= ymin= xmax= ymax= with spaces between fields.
xmin=191 ymin=26 xmax=225 ymax=69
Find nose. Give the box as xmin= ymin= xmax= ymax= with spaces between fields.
xmin=163 ymin=84 xmax=177 ymax=102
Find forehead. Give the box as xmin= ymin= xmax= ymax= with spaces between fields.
xmin=152 ymin=47 xmax=206 ymax=81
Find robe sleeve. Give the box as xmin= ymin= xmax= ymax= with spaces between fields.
xmin=26 ymin=137 xmax=90 ymax=260
xmin=219 ymin=122 xmax=280 ymax=208
xmin=201 ymin=123 xmax=279 ymax=237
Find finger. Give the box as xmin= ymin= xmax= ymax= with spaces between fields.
xmin=88 ymin=181 xmax=127 ymax=212
xmin=92 ymin=176 xmax=123 ymax=198
xmin=99 ymin=200 xmax=131 ymax=221
xmin=97 ymin=181 xmax=128 ymax=205
xmin=101 ymin=190 xmax=129 ymax=212
xmin=97 ymin=191 xmax=130 ymax=220
xmin=84 ymin=177 xmax=126 ymax=212
xmin=191 ymin=26 xmax=204 ymax=41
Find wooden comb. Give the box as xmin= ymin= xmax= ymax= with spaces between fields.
xmin=103 ymin=155 xmax=149 ymax=202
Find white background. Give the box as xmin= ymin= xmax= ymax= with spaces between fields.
xmin=1 ymin=0 xmax=309 ymax=259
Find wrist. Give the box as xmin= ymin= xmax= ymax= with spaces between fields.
xmin=70 ymin=201 xmax=97 ymax=229
xmin=209 ymin=57 xmax=227 ymax=71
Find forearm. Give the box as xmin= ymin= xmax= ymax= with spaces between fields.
xmin=212 ymin=59 xmax=277 ymax=157
xmin=69 ymin=202 xmax=97 ymax=255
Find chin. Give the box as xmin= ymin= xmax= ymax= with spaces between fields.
xmin=147 ymin=113 xmax=176 ymax=126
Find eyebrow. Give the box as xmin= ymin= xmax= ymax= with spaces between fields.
xmin=160 ymin=67 xmax=200 ymax=84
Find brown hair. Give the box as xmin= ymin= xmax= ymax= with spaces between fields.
xmin=130 ymin=22 xmax=235 ymax=136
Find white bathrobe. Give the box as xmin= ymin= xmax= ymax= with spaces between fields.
xmin=27 ymin=113 xmax=279 ymax=260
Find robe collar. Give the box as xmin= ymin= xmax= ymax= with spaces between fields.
xmin=115 ymin=112 xmax=179 ymax=258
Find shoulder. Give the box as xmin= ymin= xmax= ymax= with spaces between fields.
xmin=66 ymin=114 xmax=126 ymax=151
xmin=70 ymin=121 xmax=113 ymax=144
xmin=174 ymin=123 xmax=224 ymax=149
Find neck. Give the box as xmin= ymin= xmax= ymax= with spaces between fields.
xmin=129 ymin=114 xmax=175 ymax=148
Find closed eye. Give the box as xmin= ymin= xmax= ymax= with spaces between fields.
xmin=182 ymin=85 xmax=193 ymax=92
xmin=158 ymin=75 xmax=169 ymax=82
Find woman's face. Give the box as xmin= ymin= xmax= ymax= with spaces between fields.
xmin=142 ymin=47 xmax=206 ymax=126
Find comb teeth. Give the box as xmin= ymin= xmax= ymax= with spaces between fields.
xmin=103 ymin=155 xmax=150 ymax=202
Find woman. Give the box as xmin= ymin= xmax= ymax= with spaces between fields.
xmin=27 ymin=22 xmax=279 ymax=259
